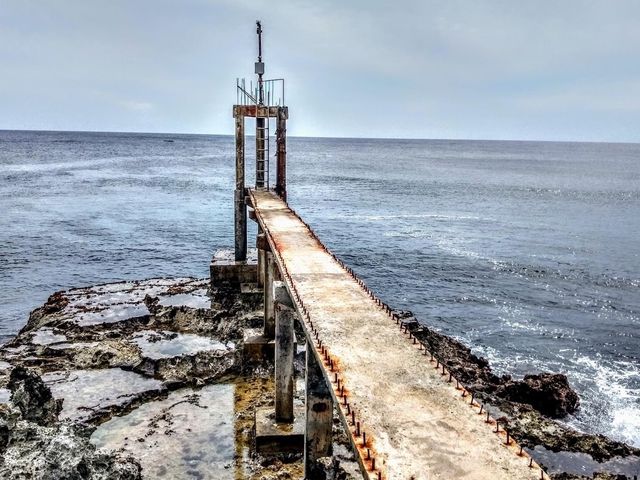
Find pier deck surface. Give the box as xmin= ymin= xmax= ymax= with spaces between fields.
xmin=250 ymin=189 xmax=543 ymax=480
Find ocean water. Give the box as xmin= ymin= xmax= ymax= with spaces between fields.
xmin=1 ymin=130 xmax=638 ymax=447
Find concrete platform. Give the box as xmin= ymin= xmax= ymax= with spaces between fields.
xmin=210 ymin=250 xmax=257 ymax=288
xmin=255 ymin=405 xmax=305 ymax=454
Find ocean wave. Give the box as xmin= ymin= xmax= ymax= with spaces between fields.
xmin=563 ymin=355 xmax=640 ymax=447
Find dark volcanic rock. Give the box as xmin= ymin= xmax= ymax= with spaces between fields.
xmin=22 ymin=291 xmax=70 ymax=333
xmin=406 ymin=319 xmax=579 ymax=417
xmin=1 ymin=369 xmax=142 ymax=479
xmin=497 ymin=373 xmax=580 ymax=418
xmin=312 ymin=456 xmax=358 ymax=480
xmin=8 ymin=366 xmax=61 ymax=426
xmin=400 ymin=308 xmax=640 ymax=467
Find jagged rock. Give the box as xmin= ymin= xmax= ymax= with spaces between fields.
xmin=1 ymin=369 xmax=142 ymax=479
xmin=0 ymin=403 xmax=21 ymax=451
xmin=22 ymin=291 xmax=69 ymax=333
xmin=143 ymin=294 xmax=161 ymax=315
xmin=0 ymin=421 xmax=142 ymax=479
xmin=7 ymin=366 xmax=61 ymax=426
xmin=404 ymin=310 xmax=640 ymax=466
xmin=497 ymin=373 xmax=580 ymax=418
xmin=312 ymin=456 xmax=358 ymax=480
xmin=551 ymin=473 xmax=633 ymax=480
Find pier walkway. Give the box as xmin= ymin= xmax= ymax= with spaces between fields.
xmin=249 ymin=189 xmax=544 ymax=480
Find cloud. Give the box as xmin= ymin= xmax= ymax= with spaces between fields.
xmin=0 ymin=0 xmax=639 ymax=141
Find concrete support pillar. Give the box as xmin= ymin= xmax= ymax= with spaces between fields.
xmin=304 ymin=343 xmax=333 ymax=478
xmin=273 ymin=281 xmax=295 ymax=423
xmin=276 ymin=107 xmax=287 ymax=200
xmin=257 ymin=230 xmax=267 ymax=288
xmin=234 ymin=112 xmax=247 ymax=262
xmin=263 ymin=252 xmax=275 ymax=339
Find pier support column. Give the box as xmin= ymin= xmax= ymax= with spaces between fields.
xmin=234 ymin=111 xmax=247 ymax=261
xmin=273 ymin=281 xmax=294 ymax=422
xmin=275 ymin=107 xmax=287 ymax=200
xmin=256 ymin=231 xmax=268 ymax=288
xmin=304 ymin=344 xmax=333 ymax=478
xmin=264 ymin=252 xmax=276 ymax=339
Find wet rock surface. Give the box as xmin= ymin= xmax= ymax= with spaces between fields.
xmin=398 ymin=309 xmax=640 ymax=478
xmin=0 ymin=275 xmax=360 ymax=479
xmin=496 ymin=373 xmax=580 ymax=418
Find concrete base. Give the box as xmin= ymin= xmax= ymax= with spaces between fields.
xmin=243 ymin=328 xmax=275 ymax=362
xmin=243 ymin=328 xmax=297 ymax=363
xmin=255 ymin=405 xmax=305 ymax=454
xmin=210 ymin=251 xmax=257 ymax=289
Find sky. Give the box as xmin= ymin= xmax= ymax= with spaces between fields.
xmin=1 ymin=0 xmax=639 ymax=142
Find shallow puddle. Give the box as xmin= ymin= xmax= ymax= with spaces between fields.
xmin=47 ymin=341 xmax=99 ymax=350
xmin=30 ymin=328 xmax=67 ymax=345
xmin=60 ymin=278 xmax=208 ymax=326
xmin=73 ymin=303 xmax=150 ymax=326
xmin=157 ymin=290 xmax=211 ymax=309
xmin=91 ymin=384 xmax=237 ymax=479
xmin=91 ymin=375 xmax=305 ymax=480
xmin=529 ymin=445 xmax=640 ymax=477
xmin=132 ymin=331 xmax=232 ymax=360
xmin=0 ymin=388 xmax=10 ymax=404
xmin=43 ymin=368 xmax=164 ymax=422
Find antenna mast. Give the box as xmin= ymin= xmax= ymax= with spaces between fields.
xmin=256 ymin=21 xmax=264 ymax=105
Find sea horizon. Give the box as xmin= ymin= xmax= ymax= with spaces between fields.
xmin=2 ymin=128 xmax=638 ymax=146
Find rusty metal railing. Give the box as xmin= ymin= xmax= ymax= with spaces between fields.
xmin=236 ymin=78 xmax=285 ymax=107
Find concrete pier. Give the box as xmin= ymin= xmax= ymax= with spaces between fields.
xmin=250 ymin=188 xmax=547 ymax=480
xmin=229 ymin=24 xmax=549 ymax=479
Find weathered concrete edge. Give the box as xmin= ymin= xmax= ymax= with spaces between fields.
xmin=249 ymin=189 xmax=375 ymax=480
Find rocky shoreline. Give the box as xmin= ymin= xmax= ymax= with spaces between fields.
xmin=0 ymin=277 xmax=638 ymax=479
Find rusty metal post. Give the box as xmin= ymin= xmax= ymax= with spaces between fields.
xmin=234 ymin=110 xmax=247 ymax=261
xmin=264 ymin=252 xmax=275 ymax=339
xmin=276 ymin=107 xmax=287 ymax=200
xmin=304 ymin=342 xmax=333 ymax=478
xmin=274 ymin=281 xmax=294 ymax=422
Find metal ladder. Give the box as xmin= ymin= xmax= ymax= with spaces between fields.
xmin=256 ymin=114 xmax=270 ymax=189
